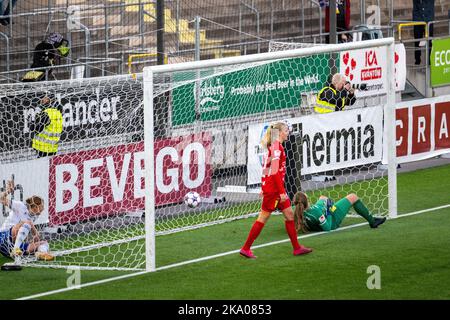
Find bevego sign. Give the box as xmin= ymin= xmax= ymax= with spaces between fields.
xmin=48 ymin=133 xmax=212 ymax=225
xmin=392 ymin=96 xmax=450 ymax=163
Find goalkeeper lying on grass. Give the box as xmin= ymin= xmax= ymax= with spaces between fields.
xmin=293 ymin=192 xmax=386 ymax=233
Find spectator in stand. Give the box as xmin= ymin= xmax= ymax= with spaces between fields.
xmin=413 ymin=0 xmax=435 ymax=65
xmin=323 ymin=0 xmax=351 ymax=44
xmin=0 ymin=0 xmax=17 ymax=26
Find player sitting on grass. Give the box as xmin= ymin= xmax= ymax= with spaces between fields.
xmin=293 ymin=191 xmax=386 ymax=233
xmin=0 ymin=180 xmax=54 ymax=261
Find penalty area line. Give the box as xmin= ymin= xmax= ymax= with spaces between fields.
xmin=16 ymin=203 xmax=450 ymax=300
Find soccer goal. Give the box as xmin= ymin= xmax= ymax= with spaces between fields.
xmin=143 ymin=37 xmax=397 ymax=270
xmin=0 ymin=38 xmax=397 ymax=271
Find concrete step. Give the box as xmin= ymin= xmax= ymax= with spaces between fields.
xmin=126 ymin=31 xmax=179 ymax=48
xmin=406 ymin=67 xmax=428 ymax=97
xmin=56 ymin=0 xmax=87 ymax=5
xmin=128 ymin=35 xmax=157 ymax=48
xmin=176 ymin=1 xmax=241 ymax=18
xmin=110 ymin=25 xmax=140 ymax=36
xmin=92 ymin=14 xmax=122 ymax=26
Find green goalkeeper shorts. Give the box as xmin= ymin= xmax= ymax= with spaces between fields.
xmin=330 ymin=198 xmax=352 ymax=230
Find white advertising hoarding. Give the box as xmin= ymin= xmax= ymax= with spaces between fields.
xmin=247 ymin=106 xmax=384 ymax=185
xmin=339 ymin=43 xmax=406 ymax=98
xmin=384 ymin=95 xmax=450 ymax=164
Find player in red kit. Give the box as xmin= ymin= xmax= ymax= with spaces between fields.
xmin=240 ymin=121 xmax=313 ymax=259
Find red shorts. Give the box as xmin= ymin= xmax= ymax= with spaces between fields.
xmin=261 ymin=193 xmax=291 ymax=213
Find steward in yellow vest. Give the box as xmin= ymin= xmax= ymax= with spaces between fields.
xmin=315 ymin=74 xmax=356 ymax=114
xmin=31 ymin=97 xmax=63 ymax=157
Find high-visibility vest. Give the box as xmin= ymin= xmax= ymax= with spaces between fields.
xmin=32 ymin=108 xmax=63 ymax=154
xmin=314 ymin=86 xmax=345 ymax=114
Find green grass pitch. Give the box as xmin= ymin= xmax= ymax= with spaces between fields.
xmin=0 ymin=164 xmax=449 ymax=300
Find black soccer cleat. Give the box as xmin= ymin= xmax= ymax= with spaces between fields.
xmin=370 ymin=217 xmax=386 ymax=229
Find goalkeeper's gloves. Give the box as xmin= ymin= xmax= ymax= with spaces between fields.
xmin=325 ymin=198 xmax=335 ymax=217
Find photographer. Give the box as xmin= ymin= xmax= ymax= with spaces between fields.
xmin=314 ymin=73 xmax=357 ymax=114
xmin=21 ymin=32 xmax=70 ymax=82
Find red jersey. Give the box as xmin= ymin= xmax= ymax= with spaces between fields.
xmin=261 ymin=141 xmax=286 ymax=194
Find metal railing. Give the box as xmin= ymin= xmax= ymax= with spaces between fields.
xmin=239 ymin=1 xmax=260 ymax=53
xmin=0 ymin=58 xmax=121 ymax=83
xmin=0 ymin=0 xmax=341 ymax=82
xmin=394 ymin=17 xmax=450 ymax=98
xmin=1 ymin=0 xmax=446 ymax=90
xmin=128 ymin=52 xmax=168 ymax=76
xmin=302 ymin=1 xmax=323 ymax=40
xmin=0 ymin=32 xmax=10 ymax=76
xmin=398 ymin=21 xmax=428 ymax=41
xmin=0 ymin=2 xmax=157 ymax=82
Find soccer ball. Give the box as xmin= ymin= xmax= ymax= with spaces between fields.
xmin=184 ymin=191 xmax=201 ymax=208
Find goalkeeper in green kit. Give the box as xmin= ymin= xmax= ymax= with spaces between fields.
xmin=293 ymin=192 xmax=386 ymax=233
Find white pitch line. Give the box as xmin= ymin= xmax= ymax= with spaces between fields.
xmin=16 ymin=204 xmax=450 ymax=300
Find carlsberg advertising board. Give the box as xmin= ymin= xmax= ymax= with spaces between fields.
xmin=171 ymin=55 xmax=331 ymax=126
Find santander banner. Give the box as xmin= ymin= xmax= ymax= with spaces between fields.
xmin=49 ymin=133 xmax=212 ymax=225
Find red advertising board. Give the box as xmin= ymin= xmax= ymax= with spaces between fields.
xmin=395 ymin=108 xmax=409 ymax=157
xmin=435 ymin=101 xmax=450 ymax=150
xmin=394 ymin=97 xmax=450 ymax=163
xmin=49 ymin=133 xmax=212 ymax=225
xmin=411 ymin=104 xmax=432 ymax=155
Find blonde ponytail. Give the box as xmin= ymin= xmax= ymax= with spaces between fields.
xmin=260 ymin=121 xmax=287 ymax=150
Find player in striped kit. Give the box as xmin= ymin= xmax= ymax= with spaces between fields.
xmin=0 ymin=180 xmax=54 ymax=262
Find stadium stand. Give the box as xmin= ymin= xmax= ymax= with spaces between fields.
xmin=0 ymin=0 xmax=449 ymax=83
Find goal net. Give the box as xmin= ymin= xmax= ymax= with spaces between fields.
xmin=0 ymin=76 xmax=146 ymax=271
xmin=0 ymin=38 xmax=397 ymax=271
xmin=268 ymin=40 xmax=326 ymax=52
xmin=145 ymin=38 xmax=397 ymax=270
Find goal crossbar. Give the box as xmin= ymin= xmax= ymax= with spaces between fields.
xmin=147 ymin=38 xmax=395 ymax=75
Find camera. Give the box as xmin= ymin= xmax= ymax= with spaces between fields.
xmin=347 ymin=82 xmax=368 ymax=91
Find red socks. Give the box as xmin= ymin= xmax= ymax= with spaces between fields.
xmin=242 ymin=221 xmax=265 ymax=250
xmin=243 ymin=220 xmax=300 ymax=251
xmin=285 ymin=220 xmax=301 ymax=250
